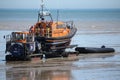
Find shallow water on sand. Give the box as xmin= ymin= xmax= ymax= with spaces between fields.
xmin=0 ymin=21 xmax=120 ymax=80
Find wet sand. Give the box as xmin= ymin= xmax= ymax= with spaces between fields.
xmin=0 ymin=21 xmax=120 ymax=80
xmin=0 ymin=53 xmax=120 ymax=80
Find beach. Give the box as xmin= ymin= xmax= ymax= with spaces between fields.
xmin=0 ymin=9 xmax=120 ymax=80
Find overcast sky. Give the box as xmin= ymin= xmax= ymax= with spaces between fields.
xmin=0 ymin=0 xmax=120 ymax=9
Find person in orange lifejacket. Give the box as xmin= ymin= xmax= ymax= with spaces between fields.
xmin=29 ymin=26 xmax=34 ymax=33
xmin=35 ymin=26 xmax=39 ymax=36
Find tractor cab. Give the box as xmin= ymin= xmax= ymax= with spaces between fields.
xmin=10 ymin=32 xmax=30 ymax=43
xmin=5 ymin=31 xmax=35 ymax=61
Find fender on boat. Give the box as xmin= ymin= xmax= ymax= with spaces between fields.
xmin=75 ymin=46 xmax=115 ymax=53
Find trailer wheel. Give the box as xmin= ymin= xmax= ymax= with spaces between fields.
xmin=25 ymin=56 xmax=31 ymax=61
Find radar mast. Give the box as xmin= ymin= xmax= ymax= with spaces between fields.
xmin=38 ymin=0 xmax=53 ymax=22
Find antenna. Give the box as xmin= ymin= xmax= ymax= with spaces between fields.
xmin=38 ymin=0 xmax=53 ymax=22
xmin=38 ymin=0 xmax=44 ymax=22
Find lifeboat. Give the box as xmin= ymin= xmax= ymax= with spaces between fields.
xmin=29 ymin=0 xmax=77 ymax=53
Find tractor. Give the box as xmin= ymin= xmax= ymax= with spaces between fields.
xmin=5 ymin=32 xmax=35 ymax=61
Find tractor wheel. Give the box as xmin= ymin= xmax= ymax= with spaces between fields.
xmin=6 ymin=55 xmax=13 ymax=61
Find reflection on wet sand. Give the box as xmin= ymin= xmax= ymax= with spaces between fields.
xmin=40 ymin=70 xmax=70 ymax=80
xmin=6 ymin=68 xmax=71 ymax=80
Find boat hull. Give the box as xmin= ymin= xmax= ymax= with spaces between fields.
xmin=35 ymin=27 xmax=77 ymax=53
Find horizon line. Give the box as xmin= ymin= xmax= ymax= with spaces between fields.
xmin=0 ymin=8 xmax=120 ymax=10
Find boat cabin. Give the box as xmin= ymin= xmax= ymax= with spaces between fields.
xmin=29 ymin=21 xmax=72 ymax=38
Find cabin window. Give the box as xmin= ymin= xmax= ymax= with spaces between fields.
xmin=11 ymin=33 xmax=25 ymax=40
xmin=16 ymin=34 xmax=23 ymax=40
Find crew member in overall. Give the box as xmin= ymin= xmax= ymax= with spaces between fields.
xmin=40 ymin=18 xmax=46 ymax=36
